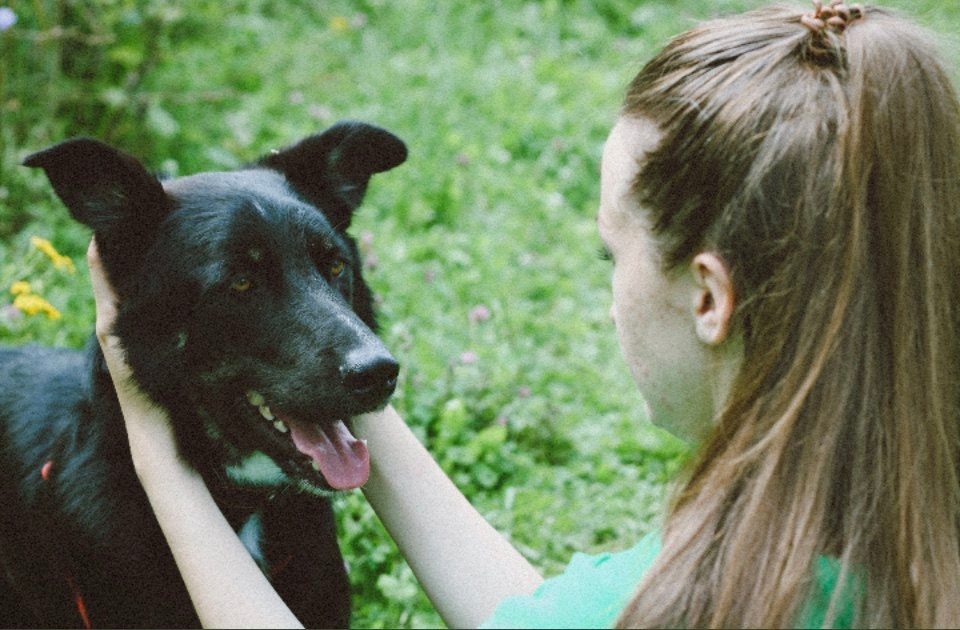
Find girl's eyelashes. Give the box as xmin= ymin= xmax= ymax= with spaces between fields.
xmin=597 ymin=246 xmax=613 ymax=263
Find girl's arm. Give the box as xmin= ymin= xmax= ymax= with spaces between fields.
xmin=88 ymin=241 xmax=303 ymax=629
xmin=353 ymin=407 xmax=543 ymax=629
xmin=119 ymin=404 xmax=304 ymax=629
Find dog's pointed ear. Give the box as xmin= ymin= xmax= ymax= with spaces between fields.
xmin=260 ymin=121 xmax=407 ymax=229
xmin=23 ymin=138 xmax=170 ymax=285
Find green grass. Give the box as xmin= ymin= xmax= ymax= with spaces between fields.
xmin=2 ymin=1 xmax=959 ymax=627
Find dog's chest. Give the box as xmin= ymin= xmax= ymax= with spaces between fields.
xmin=237 ymin=510 xmax=268 ymax=571
xmin=204 ymin=479 xmax=278 ymax=572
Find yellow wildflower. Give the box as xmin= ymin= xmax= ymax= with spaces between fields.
xmin=329 ymin=15 xmax=350 ymax=32
xmin=30 ymin=235 xmax=57 ymax=257
xmin=54 ymin=256 xmax=76 ymax=274
xmin=9 ymin=280 xmax=31 ymax=296
xmin=30 ymin=235 xmax=76 ymax=274
xmin=13 ymin=293 xmax=62 ymax=320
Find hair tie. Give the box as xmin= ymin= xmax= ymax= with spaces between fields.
xmin=800 ymin=0 xmax=864 ymax=33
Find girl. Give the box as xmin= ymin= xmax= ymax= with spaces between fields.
xmin=91 ymin=2 xmax=960 ymax=627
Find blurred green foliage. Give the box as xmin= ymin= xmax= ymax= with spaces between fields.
xmin=1 ymin=0 xmax=957 ymax=627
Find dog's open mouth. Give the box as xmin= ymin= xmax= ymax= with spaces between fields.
xmin=244 ymin=390 xmax=369 ymax=491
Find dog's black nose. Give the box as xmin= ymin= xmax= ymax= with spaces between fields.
xmin=340 ymin=349 xmax=399 ymax=401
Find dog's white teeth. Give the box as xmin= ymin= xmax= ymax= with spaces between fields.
xmin=259 ymin=405 xmax=275 ymax=421
xmin=273 ymin=419 xmax=288 ymax=433
xmin=311 ymin=460 xmax=321 ymax=472
xmin=246 ymin=390 xmax=265 ymax=407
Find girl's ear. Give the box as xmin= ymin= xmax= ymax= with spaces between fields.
xmin=691 ymin=252 xmax=735 ymax=345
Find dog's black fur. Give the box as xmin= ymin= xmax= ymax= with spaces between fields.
xmin=0 ymin=122 xmax=407 ymax=628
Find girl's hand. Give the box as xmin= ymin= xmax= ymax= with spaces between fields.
xmin=86 ymin=238 xmax=178 ymax=465
xmin=87 ymin=238 xmax=131 ymax=388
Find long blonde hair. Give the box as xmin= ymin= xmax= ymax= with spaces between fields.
xmin=617 ymin=5 xmax=960 ymax=627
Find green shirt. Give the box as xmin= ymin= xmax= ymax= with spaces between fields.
xmin=481 ymin=531 xmax=855 ymax=629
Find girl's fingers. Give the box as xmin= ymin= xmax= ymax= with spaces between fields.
xmin=86 ymin=238 xmax=135 ymax=385
xmin=87 ymin=238 xmax=118 ymax=343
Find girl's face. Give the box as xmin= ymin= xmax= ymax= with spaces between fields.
xmin=597 ymin=117 xmax=728 ymax=441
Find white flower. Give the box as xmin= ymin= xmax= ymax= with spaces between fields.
xmin=0 ymin=7 xmax=16 ymax=32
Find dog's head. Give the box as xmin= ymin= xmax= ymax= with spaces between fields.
xmin=24 ymin=122 xmax=407 ymax=494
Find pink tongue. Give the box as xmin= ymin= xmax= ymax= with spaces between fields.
xmin=281 ymin=415 xmax=370 ymax=490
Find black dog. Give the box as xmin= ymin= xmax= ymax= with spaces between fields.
xmin=0 ymin=122 xmax=406 ymax=628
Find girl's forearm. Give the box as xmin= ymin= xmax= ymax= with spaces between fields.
xmin=353 ymin=406 xmax=543 ymax=629
xmin=125 ymin=403 xmax=303 ymax=629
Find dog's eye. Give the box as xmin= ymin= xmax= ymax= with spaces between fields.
xmin=231 ymin=277 xmax=253 ymax=293
xmin=329 ymin=259 xmax=346 ymax=278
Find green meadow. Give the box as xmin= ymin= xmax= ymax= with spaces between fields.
xmin=3 ymin=1 xmax=958 ymax=626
